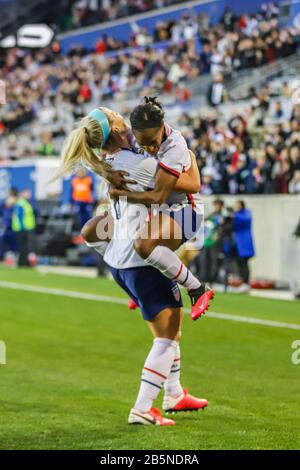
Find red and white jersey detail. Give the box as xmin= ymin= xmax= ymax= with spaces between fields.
xmin=157 ymin=124 xmax=191 ymax=178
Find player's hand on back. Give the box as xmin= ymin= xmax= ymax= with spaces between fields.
xmin=109 ymin=188 xmax=130 ymax=200
xmin=106 ymin=170 xmax=136 ymax=190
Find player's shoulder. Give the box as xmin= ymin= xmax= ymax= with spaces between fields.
xmin=110 ymin=149 xmax=142 ymax=164
xmin=161 ymin=125 xmax=188 ymax=152
xmin=138 ymin=155 xmax=157 ymax=172
xmin=114 ymin=148 xmax=138 ymax=158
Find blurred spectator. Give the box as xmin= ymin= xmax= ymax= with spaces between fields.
xmin=71 ymin=168 xmax=95 ymax=228
xmin=201 ymin=198 xmax=226 ymax=282
xmin=0 ymin=188 xmax=18 ymax=260
xmin=289 ymin=170 xmax=300 ymax=194
xmin=12 ymin=189 xmax=36 ymax=267
xmin=37 ymin=132 xmax=58 ymax=156
xmin=207 ymin=73 xmax=227 ymax=107
xmin=233 ymin=200 xmax=255 ymax=291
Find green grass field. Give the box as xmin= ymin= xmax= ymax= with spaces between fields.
xmin=0 ymin=266 xmax=299 ymax=450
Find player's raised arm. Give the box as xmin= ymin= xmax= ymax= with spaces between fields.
xmin=110 ymin=150 xmax=200 ymax=202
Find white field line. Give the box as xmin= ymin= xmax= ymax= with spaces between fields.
xmin=0 ymin=280 xmax=300 ymax=331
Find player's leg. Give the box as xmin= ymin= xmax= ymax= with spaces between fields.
xmin=109 ymin=266 xmax=182 ymax=425
xmin=110 ymin=265 xmax=208 ymax=423
xmin=82 ymin=214 xmax=138 ymax=309
xmin=81 ymin=212 xmax=113 ymax=255
xmin=148 ymin=308 xmax=184 ymax=401
xmin=134 ymin=212 xmax=201 ymax=290
xmin=134 ymin=211 xmax=214 ymax=319
xmin=130 ymin=306 xmax=181 ymax=425
xmin=147 ymin=308 xmax=208 ymax=413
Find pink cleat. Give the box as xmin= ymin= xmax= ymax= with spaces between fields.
xmin=127 ymin=298 xmax=138 ymax=310
xmin=128 ymin=407 xmax=176 ymax=426
xmin=163 ymin=389 xmax=208 ymax=412
xmin=189 ymin=284 xmax=214 ymax=321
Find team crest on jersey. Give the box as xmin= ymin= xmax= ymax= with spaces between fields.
xmin=172 ymin=285 xmax=181 ymax=302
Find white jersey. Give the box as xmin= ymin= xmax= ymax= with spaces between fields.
xmin=159 ymin=124 xmax=203 ymax=208
xmin=103 ymin=140 xmax=204 ymax=269
xmin=104 ymin=150 xmax=157 ymax=269
xmin=158 ymin=124 xmax=191 ymax=177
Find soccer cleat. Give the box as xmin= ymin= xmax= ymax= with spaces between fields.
xmin=163 ymin=389 xmax=208 ymax=413
xmin=189 ymin=284 xmax=214 ymax=321
xmin=128 ymin=407 xmax=176 ymax=426
xmin=127 ymin=298 xmax=138 ymax=310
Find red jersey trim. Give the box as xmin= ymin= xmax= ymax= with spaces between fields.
xmin=159 ymin=162 xmax=180 ymax=178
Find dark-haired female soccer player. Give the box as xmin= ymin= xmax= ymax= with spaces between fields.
xmin=110 ymin=97 xmax=214 ymax=320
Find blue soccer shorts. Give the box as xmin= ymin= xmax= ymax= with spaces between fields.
xmin=109 ymin=265 xmax=183 ymax=321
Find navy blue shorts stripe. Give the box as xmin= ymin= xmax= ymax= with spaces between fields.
xmin=182 ymin=270 xmax=189 ymax=285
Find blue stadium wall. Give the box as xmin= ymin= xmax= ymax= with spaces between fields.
xmin=0 ymin=165 xmax=35 ymax=202
xmin=0 ymin=162 xmax=98 ymax=204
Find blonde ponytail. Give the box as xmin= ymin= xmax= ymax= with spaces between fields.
xmin=55 ymin=115 xmax=112 ymax=179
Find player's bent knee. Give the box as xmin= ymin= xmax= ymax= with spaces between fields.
xmin=134 ymin=238 xmax=153 ymax=259
xmin=81 ymin=214 xmax=110 ymax=243
xmin=81 ymin=220 xmax=96 ymax=243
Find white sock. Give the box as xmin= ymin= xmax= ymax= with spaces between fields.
xmin=145 ymin=245 xmax=201 ymax=291
xmin=85 ymin=240 xmax=108 ymax=257
xmin=164 ymin=342 xmax=184 ymax=398
xmin=134 ymin=337 xmax=177 ymax=413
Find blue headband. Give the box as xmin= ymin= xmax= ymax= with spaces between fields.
xmin=88 ymin=108 xmax=111 ymax=144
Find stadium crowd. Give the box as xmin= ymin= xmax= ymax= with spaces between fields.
xmin=0 ymin=2 xmax=300 ymax=194
xmin=55 ymin=0 xmax=191 ymax=31
xmin=179 ymin=81 xmax=300 ymax=195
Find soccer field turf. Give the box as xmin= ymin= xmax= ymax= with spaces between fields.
xmin=0 ymin=266 xmax=299 ymax=450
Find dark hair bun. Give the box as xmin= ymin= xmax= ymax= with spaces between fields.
xmin=130 ymin=96 xmax=165 ymax=130
xmin=143 ymin=96 xmax=163 ymax=110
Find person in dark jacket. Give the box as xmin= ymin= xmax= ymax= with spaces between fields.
xmin=0 ymin=188 xmax=18 ymax=260
xmin=233 ymin=200 xmax=255 ymax=291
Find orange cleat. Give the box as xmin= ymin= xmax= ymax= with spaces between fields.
xmin=128 ymin=407 xmax=176 ymax=426
xmin=189 ymin=284 xmax=214 ymax=321
xmin=127 ymin=298 xmax=138 ymax=310
xmin=163 ymin=389 xmax=208 ymax=413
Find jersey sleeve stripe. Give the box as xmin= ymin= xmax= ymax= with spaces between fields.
xmin=188 ymin=194 xmax=196 ymax=208
xmin=159 ymin=162 xmax=180 ymax=177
